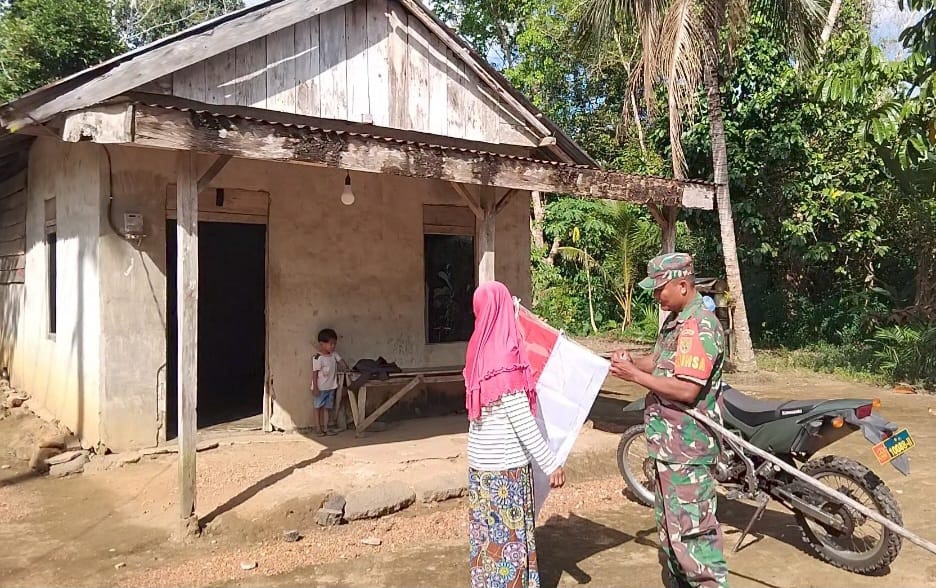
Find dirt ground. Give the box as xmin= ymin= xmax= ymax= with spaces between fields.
xmin=2 ymin=368 xmax=936 ymax=588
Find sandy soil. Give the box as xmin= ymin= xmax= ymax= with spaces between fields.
xmin=1 ymin=368 xmax=935 ymax=588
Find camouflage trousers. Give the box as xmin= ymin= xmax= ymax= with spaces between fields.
xmin=654 ymin=460 xmax=729 ymax=588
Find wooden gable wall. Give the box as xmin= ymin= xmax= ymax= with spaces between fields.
xmin=137 ymin=0 xmax=538 ymax=147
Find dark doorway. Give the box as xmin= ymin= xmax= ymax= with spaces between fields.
xmin=166 ymin=221 xmax=266 ymax=438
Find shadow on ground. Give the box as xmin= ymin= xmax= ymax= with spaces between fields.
xmin=537 ymin=513 xmax=636 ymax=588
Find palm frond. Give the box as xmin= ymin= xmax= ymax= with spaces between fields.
xmin=723 ymin=0 xmax=751 ymax=62
xmin=657 ymin=0 xmax=707 ymax=177
xmin=556 ymin=246 xmax=600 ymax=270
xmin=577 ymin=0 xmax=667 ymax=110
xmin=758 ymin=0 xmax=829 ymax=65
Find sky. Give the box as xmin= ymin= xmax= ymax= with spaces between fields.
xmin=244 ymin=0 xmax=921 ymax=59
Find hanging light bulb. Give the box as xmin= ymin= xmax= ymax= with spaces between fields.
xmin=340 ymin=172 xmax=355 ymax=206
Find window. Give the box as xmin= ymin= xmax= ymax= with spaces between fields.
xmin=45 ymin=198 xmax=56 ymax=336
xmin=424 ymin=205 xmax=476 ymax=344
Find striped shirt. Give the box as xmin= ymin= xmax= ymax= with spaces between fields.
xmin=467 ymin=391 xmax=560 ymax=474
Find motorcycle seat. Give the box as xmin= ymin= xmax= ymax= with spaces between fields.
xmin=722 ymin=387 xmax=821 ymax=427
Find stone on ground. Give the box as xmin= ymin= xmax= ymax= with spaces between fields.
xmin=282 ymin=530 xmax=301 ymax=542
xmin=45 ymin=450 xmax=87 ymax=466
xmin=49 ymin=453 xmax=88 ymax=477
xmin=324 ymin=494 xmax=346 ymax=512
xmin=343 ymin=482 xmax=415 ymax=521
xmin=314 ymin=508 xmax=343 ymax=527
xmin=417 ymin=472 xmax=468 ymax=503
xmin=361 ymin=536 xmax=382 ymax=546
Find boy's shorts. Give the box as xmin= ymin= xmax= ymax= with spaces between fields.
xmin=314 ymin=389 xmax=337 ymax=409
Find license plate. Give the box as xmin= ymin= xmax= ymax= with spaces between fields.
xmin=872 ymin=428 xmax=914 ymax=465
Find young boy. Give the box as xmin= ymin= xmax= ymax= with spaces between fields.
xmin=311 ymin=328 xmax=348 ymax=436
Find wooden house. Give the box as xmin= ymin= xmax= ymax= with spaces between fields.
xmin=0 ymin=0 xmax=711 ymax=521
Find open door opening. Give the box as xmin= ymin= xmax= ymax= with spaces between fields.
xmin=166 ymin=221 xmax=266 ymax=438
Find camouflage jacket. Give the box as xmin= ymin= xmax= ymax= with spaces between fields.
xmin=645 ymin=293 xmax=725 ymax=464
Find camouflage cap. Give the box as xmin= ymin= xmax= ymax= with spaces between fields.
xmin=638 ymin=253 xmax=695 ymax=290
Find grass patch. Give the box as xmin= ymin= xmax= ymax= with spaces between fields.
xmin=756 ymin=347 xmax=889 ymax=388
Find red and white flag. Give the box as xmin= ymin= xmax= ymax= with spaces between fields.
xmin=516 ymin=305 xmax=610 ymax=516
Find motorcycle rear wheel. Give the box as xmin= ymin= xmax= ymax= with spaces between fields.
xmin=795 ymin=455 xmax=903 ymax=574
xmin=617 ymin=424 xmax=655 ymax=507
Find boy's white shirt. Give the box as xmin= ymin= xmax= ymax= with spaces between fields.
xmin=312 ymin=352 xmax=343 ymax=390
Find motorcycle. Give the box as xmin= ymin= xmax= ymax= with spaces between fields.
xmin=617 ymin=384 xmax=912 ymax=574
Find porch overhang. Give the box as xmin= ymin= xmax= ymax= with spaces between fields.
xmin=52 ymin=95 xmax=715 ymax=209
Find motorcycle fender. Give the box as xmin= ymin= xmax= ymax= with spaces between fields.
xmin=845 ymin=413 xmax=911 ymax=476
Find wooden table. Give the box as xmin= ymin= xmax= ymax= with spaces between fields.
xmin=343 ymin=366 xmax=464 ymax=435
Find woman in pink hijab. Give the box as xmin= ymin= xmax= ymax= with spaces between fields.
xmin=465 ymin=281 xmax=564 ymax=588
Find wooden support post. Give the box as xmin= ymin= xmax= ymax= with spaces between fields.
xmin=451 ymin=182 xmax=483 ymax=219
xmin=176 ymin=150 xmax=199 ymax=528
xmin=478 ymin=186 xmax=496 ymax=283
xmin=494 ymin=188 xmax=518 ymax=216
xmin=197 ymin=154 xmax=232 ymax=192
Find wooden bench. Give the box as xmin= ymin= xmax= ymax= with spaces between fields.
xmin=341 ymin=366 xmax=464 ymax=436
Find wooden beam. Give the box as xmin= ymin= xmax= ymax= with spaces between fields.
xmin=494 ymin=189 xmax=518 ymax=216
xmin=478 ymin=186 xmax=496 ymax=283
xmin=2 ymin=0 xmax=355 ymax=130
xmin=175 ymin=150 xmax=199 ymax=527
xmin=647 ymin=203 xmax=666 ymax=227
xmin=450 ymin=182 xmax=483 ymax=219
xmin=61 ymin=103 xmax=134 ymax=143
xmin=132 ymin=105 xmax=712 ymax=208
xmin=128 ymin=92 xmax=540 ymax=159
xmin=197 ymin=155 xmax=232 ymax=192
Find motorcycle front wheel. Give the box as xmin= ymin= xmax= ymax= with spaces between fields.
xmin=617 ymin=424 xmax=655 ymax=507
xmin=795 ymin=455 xmax=903 ymax=574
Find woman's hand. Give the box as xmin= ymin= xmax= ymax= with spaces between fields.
xmin=549 ymin=466 xmax=565 ymax=488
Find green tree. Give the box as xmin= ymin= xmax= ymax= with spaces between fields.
xmin=559 ymin=203 xmax=660 ymax=330
xmin=677 ymin=2 xmax=905 ymax=345
xmin=0 ymin=0 xmax=124 ymax=101
xmin=112 ymin=0 xmax=244 ymax=48
xmin=579 ymin=0 xmax=828 ymax=371
xmin=825 ymin=0 xmax=935 ymax=308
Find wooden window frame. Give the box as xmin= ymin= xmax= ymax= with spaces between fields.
xmin=44 ymin=198 xmax=57 ymax=338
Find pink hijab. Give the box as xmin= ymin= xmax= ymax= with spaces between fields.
xmin=464 ymin=281 xmax=536 ymax=421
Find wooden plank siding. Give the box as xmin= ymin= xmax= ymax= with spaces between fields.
xmin=137 ymin=0 xmax=538 ymax=147
xmin=0 ymin=170 xmax=26 ymax=284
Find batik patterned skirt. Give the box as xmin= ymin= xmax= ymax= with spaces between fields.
xmin=468 ymin=465 xmax=539 ymax=588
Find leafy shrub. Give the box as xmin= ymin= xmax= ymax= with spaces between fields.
xmin=867 ymin=324 xmax=936 ymax=388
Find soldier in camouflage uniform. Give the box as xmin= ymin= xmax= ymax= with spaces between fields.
xmin=611 ymin=253 xmax=728 ymax=588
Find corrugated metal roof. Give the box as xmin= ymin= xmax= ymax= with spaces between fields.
xmin=130 ymin=94 xmax=716 ymax=189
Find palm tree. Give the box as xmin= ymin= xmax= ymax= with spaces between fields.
xmin=559 ymin=203 xmax=659 ymax=330
xmin=579 ymin=0 xmax=826 ymax=371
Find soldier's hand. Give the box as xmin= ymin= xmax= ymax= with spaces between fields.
xmin=612 ymin=349 xmax=632 ymax=363
xmin=549 ymin=467 xmax=566 ymax=488
xmin=610 ymin=358 xmax=640 ymax=382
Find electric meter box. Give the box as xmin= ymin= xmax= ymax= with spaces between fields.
xmin=123 ymin=213 xmax=144 ymax=235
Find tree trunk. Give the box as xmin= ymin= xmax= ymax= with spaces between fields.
xmin=586 ymin=264 xmax=599 ymax=333
xmin=531 ymin=191 xmax=546 ymax=251
xmin=914 ymin=244 xmax=936 ymax=308
xmin=658 ymin=206 xmax=679 ymax=333
xmin=530 ymin=191 xmax=560 ymax=266
xmin=820 ymin=0 xmax=843 ymax=48
xmin=703 ymin=59 xmax=758 ymax=372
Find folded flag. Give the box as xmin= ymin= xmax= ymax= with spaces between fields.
xmin=516 ymin=306 xmax=610 ymax=516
